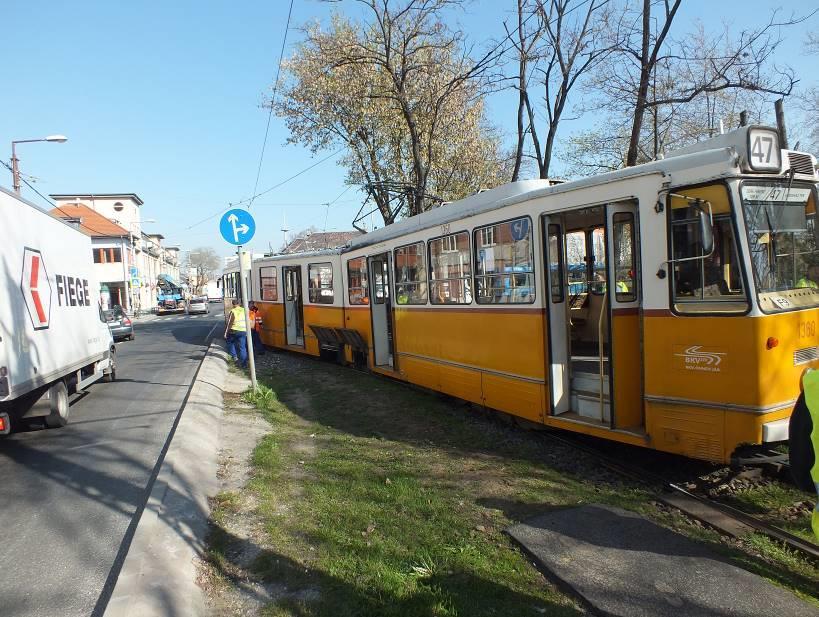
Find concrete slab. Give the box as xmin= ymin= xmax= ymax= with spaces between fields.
xmin=507 ymin=504 xmax=814 ymax=617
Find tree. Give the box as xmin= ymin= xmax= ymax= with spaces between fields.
xmin=274 ymin=1 xmax=509 ymax=226
xmin=562 ymin=3 xmax=804 ymax=173
xmin=186 ymin=247 xmax=221 ymax=295
xmin=507 ymin=0 xmax=613 ymax=180
xmin=619 ymin=1 xmax=800 ymax=167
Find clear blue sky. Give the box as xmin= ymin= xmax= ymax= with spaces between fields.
xmin=3 ymin=1 xmax=816 ymax=259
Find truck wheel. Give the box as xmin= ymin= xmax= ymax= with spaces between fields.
xmin=44 ymin=381 xmax=70 ymax=428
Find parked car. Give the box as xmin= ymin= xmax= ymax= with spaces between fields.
xmin=104 ymin=306 xmax=134 ymax=341
xmin=187 ymin=297 xmax=209 ymax=315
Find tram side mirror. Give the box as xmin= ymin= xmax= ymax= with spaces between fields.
xmin=697 ymin=203 xmax=714 ymax=256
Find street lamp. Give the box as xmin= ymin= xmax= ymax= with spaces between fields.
xmin=10 ymin=135 xmax=68 ymax=194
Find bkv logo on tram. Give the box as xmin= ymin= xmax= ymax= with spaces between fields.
xmin=673 ymin=345 xmax=727 ymax=373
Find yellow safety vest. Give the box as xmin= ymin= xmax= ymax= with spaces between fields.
xmin=796 ymin=278 xmax=818 ymax=289
xmin=800 ymin=370 xmax=819 ymax=539
xmin=229 ymin=306 xmax=247 ymax=332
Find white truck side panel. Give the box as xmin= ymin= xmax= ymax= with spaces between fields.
xmin=0 ymin=187 xmax=113 ymax=401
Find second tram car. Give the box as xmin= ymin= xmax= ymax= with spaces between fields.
xmin=223 ymin=126 xmax=819 ymax=464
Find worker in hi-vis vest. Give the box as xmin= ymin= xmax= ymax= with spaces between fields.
xmin=224 ymin=299 xmax=248 ymax=369
xmin=790 ymin=368 xmax=819 ymax=540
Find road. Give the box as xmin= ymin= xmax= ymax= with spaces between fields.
xmin=0 ymin=312 xmax=223 ymax=617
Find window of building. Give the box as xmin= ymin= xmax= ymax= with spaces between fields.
xmin=394 ymin=242 xmax=427 ymax=304
xmin=474 ymin=217 xmax=535 ymax=304
xmin=347 ymin=257 xmax=369 ymax=305
xmin=308 ymin=263 xmax=334 ymax=304
xmin=429 ymin=232 xmax=471 ymax=304
xmin=113 ymin=202 xmax=124 ymax=212
xmin=669 ymin=185 xmax=747 ymax=313
xmin=93 ymin=247 xmax=122 ymax=264
xmin=613 ymin=213 xmax=637 ymax=302
xmin=259 ymin=266 xmax=278 ymax=301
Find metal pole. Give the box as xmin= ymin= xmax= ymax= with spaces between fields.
xmin=237 ymin=246 xmax=257 ymax=390
xmin=775 ymin=99 xmax=789 ymax=150
xmin=11 ymin=142 xmax=20 ymax=194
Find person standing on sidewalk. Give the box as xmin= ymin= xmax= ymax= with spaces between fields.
xmin=249 ymin=302 xmax=266 ymax=356
xmin=224 ymin=299 xmax=248 ymax=369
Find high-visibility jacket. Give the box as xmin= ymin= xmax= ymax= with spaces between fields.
xmin=251 ymin=309 xmax=263 ymax=330
xmin=229 ymin=306 xmax=247 ymax=332
xmin=796 ymin=277 xmax=818 ymax=289
xmin=791 ymin=369 xmax=819 ymax=539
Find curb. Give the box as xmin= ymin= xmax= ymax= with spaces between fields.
xmin=103 ymin=340 xmax=248 ymax=617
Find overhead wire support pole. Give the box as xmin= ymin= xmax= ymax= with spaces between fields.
xmin=237 ymin=245 xmax=257 ymax=390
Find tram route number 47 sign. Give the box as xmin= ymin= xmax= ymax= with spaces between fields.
xmin=220 ymin=209 xmax=256 ymax=246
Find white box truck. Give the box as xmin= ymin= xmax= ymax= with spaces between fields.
xmin=0 ymin=186 xmax=116 ymax=433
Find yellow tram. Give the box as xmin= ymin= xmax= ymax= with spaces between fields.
xmin=223 ymin=126 xmax=819 ymax=464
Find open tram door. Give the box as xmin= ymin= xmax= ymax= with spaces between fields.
xmin=283 ymin=265 xmax=304 ymax=347
xmin=605 ymin=202 xmax=644 ymax=431
xmin=368 ymin=252 xmax=395 ymax=368
xmin=543 ymin=202 xmax=643 ymax=432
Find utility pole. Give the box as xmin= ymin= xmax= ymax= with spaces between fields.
xmin=237 ymin=247 xmax=257 ymax=390
xmin=11 ymin=143 xmax=20 ymax=194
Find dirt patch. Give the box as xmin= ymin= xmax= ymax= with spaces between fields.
xmin=199 ymin=395 xmax=277 ymax=616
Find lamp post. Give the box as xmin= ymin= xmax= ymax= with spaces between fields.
xmin=10 ymin=135 xmax=68 ymax=194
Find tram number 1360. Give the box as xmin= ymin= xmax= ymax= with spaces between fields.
xmin=799 ymin=320 xmax=816 ymax=339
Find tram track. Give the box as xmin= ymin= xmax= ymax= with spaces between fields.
xmin=539 ymin=430 xmax=819 ymax=564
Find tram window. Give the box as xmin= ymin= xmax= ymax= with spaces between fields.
xmin=429 ymin=231 xmax=471 ymax=304
xmin=308 ymin=262 xmax=334 ymax=304
xmin=259 ymin=266 xmax=278 ymax=301
xmin=347 ymin=257 xmax=369 ymax=305
xmin=474 ymin=217 xmax=535 ymax=304
xmin=548 ymin=224 xmax=564 ymax=303
xmin=669 ymin=186 xmax=748 ymax=313
xmin=613 ymin=214 xmax=636 ymax=302
xmin=589 ymin=226 xmax=607 ymax=295
xmin=394 ymin=242 xmax=428 ymax=304
xmin=566 ymin=230 xmax=587 ymax=295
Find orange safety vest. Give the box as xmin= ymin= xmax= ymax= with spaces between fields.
xmin=251 ymin=309 xmax=263 ymax=331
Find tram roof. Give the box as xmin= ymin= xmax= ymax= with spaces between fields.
xmin=346 ymin=146 xmax=736 ymax=251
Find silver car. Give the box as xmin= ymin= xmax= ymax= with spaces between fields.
xmin=187 ymin=297 xmax=209 ymax=315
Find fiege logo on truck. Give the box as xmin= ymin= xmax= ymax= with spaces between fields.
xmin=21 ymin=248 xmax=92 ymax=331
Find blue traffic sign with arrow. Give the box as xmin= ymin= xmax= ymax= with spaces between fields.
xmin=219 ymin=209 xmax=256 ymax=245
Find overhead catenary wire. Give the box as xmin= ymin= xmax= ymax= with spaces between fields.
xmin=185 ymin=146 xmax=346 ymax=231
xmin=249 ymin=0 xmax=296 ymax=208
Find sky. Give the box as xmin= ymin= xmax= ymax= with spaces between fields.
xmin=3 ymin=1 xmax=817 ymax=260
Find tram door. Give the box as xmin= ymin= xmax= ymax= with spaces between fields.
xmin=605 ymin=202 xmax=643 ymax=430
xmin=283 ymin=266 xmax=304 ymax=346
xmin=543 ymin=217 xmax=570 ymax=414
xmin=368 ymin=252 xmax=395 ymax=368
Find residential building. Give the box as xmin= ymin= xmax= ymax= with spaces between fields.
xmin=50 ymin=204 xmax=134 ymax=311
xmin=50 ymin=192 xmax=181 ymax=314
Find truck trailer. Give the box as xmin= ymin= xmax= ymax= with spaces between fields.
xmin=0 ymin=186 xmax=116 ymax=433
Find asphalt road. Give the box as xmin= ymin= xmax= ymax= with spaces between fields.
xmin=0 ymin=311 xmax=223 ymax=617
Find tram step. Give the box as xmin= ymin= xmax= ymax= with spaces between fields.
xmin=571 ymin=392 xmax=611 ymax=422
xmin=571 ymin=372 xmax=610 ymax=396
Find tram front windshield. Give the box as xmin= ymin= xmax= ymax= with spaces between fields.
xmin=741 ymin=180 xmax=819 ymax=312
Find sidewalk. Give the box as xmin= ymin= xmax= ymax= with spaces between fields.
xmin=103 ymin=341 xmax=250 ymax=617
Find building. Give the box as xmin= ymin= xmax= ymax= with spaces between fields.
xmin=281 ymin=231 xmax=362 ymax=254
xmin=49 ymin=203 xmax=135 ymax=310
xmin=50 ymin=193 xmax=180 ymax=314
